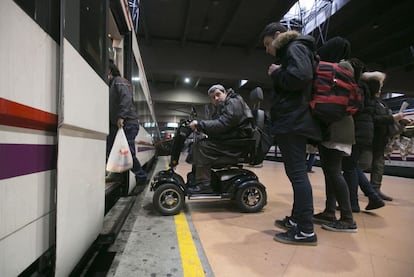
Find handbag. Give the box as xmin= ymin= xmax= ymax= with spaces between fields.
xmin=106 ymin=128 xmax=133 ymax=172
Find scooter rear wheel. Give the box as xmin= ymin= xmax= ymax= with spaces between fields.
xmin=153 ymin=183 xmax=185 ymax=215
xmin=235 ymin=183 xmax=267 ymax=213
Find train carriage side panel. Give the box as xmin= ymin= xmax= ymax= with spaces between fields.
xmin=0 ymin=1 xmax=58 ymax=276
xmin=55 ymin=39 xmax=108 ymax=276
xmin=0 ymin=2 xmax=58 ymax=112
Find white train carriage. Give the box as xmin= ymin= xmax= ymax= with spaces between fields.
xmin=0 ymin=0 xmax=156 ymax=276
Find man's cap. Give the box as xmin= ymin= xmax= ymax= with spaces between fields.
xmin=207 ymin=84 xmax=226 ymax=95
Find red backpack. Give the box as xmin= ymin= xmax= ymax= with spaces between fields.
xmin=310 ymin=61 xmax=363 ymax=124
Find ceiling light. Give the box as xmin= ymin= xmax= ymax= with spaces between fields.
xmin=184 ymin=77 xmax=191 ymax=83
xmin=240 ymin=79 xmax=248 ymax=87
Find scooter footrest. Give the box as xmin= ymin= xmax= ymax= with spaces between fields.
xmin=188 ymin=194 xmax=222 ymax=200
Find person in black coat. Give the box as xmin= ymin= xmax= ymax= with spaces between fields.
xmin=187 ymin=84 xmax=254 ymax=194
xmin=364 ymin=72 xmax=405 ymax=201
xmin=261 ymin=22 xmax=321 ymax=246
xmin=342 ymin=60 xmax=385 ymax=211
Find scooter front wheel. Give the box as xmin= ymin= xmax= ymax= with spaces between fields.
xmin=153 ymin=183 xmax=185 ymax=215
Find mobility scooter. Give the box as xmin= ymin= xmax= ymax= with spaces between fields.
xmin=150 ymin=88 xmax=268 ymax=215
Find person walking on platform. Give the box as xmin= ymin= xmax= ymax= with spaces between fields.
xmin=106 ymin=59 xmax=147 ymax=192
xmin=261 ymin=22 xmax=321 ymax=245
xmin=363 ymin=71 xmax=404 ymax=201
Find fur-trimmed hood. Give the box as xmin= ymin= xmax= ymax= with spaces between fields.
xmin=271 ymin=30 xmax=315 ymax=52
xmin=361 ymin=71 xmax=386 ymax=97
xmin=361 ymin=71 xmax=386 ymax=86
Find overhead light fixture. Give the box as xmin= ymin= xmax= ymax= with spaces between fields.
xmin=184 ymin=77 xmax=191 ymax=83
xmin=240 ymin=79 xmax=248 ymax=87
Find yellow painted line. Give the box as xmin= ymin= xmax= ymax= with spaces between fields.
xmin=174 ymin=212 xmax=205 ymax=277
xmin=163 ymin=156 xmax=205 ymax=276
xmin=164 ymin=158 xmax=170 ymax=168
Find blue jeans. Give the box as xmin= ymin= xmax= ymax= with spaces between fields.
xmin=343 ymin=144 xmax=376 ymax=207
xmin=107 ymin=123 xmax=147 ymax=182
xmin=306 ymin=153 xmax=316 ymax=172
xmin=275 ymin=134 xmax=314 ymax=233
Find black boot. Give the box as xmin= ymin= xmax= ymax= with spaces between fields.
xmin=187 ymin=182 xmax=213 ymax=194
xmin=188 ymin=166 xmax=213 ymax=194
xmin=365 ymin=192 xmax=385 ymax=210
xmin=375 ymin=188 xmax=393 ymax=201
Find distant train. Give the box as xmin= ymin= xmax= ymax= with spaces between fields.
xmin=0 ymin=1 xmax=156 ymax=276
xmin=383 ymin=97 xmax=414 ymax=178
xmin=266 ymin=97 xmax=414 ymax=178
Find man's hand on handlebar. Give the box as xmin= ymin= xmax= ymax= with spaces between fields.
xmin=189 ymin=120 xmax=198 ymax=131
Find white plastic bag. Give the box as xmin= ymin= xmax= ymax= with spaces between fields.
xmin=106 ymin=128 xmax=133 ymax=172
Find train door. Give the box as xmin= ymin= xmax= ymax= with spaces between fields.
xmin=55 ymin=1 xmax=108 ymax=275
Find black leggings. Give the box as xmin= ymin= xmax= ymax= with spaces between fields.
xmin=319 ymin=145 xmax=354 ymax=223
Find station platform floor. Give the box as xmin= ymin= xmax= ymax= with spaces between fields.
xmin=107 ymin=155 xmax=414 ymax=277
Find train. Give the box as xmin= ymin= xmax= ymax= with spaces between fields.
xmin=383 ymin=97 xmax=414 ymax=178
xmin=267 ymin=98 xmax=414 ymax=178
xmin=0 ymin=0 xmax=156 ymax=276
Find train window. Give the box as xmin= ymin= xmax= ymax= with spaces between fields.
xmin=64 ymin=0 xmax=108 ymax=81
xmin=14 ymin=0 xmax=60 ymax=42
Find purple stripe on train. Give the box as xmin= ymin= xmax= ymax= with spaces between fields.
xmin=0 ymin=144 xmax=57 ymax=180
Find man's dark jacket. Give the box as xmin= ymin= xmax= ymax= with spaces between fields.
xmin=269 ymin=31 xmax=321 ymax=142
xmin=109 ymin=76 xmax=139 ymax=126
xmin=198 ymin=90 xmax=254 ymax=140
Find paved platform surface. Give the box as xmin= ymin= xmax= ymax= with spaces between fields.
xmin=108 ymin=155 xmax=414 ymax=277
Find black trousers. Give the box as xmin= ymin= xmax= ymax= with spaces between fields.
xmin=191 ymin=138 xmax=244 ymax=183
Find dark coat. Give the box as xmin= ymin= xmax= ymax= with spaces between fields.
xmin=109 ymin=76 xmax=139 ymax=126
xmin=268 ymin=31 xmax=321 ymax=142
xmin=353 ymin=83 xmax=375 ymax=147
xmin=198 ymin=90 xmax=254 ymax=140
xmin=372 ymin=98 xmax=394 ymax=150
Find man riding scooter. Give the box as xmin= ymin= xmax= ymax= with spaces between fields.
xmin=187 ymin=84 xmax=255 ymax=194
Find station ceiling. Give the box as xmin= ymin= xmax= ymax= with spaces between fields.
xmin=136 ymin=0 xmax=414 ymax=121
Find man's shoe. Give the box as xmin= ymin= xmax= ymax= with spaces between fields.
xmin=135 ymin=184 xmax=146 ymax=194
xmin=187 ymin=183 xmax=213 ymax=194
xmin=136 ymin=176 xmax=148 ymax=186
xmin=376 ymin=190 xmax=393 ymax=201
xmin=336 ymin=205 xmax=360 ymax=213
xmin=274 ymin=216 xmax=297 ymax=230
xmin=321 ymin=220 xmax=358 ymax=233
xmin=351 ymin=205 xmax=360 ymax=213
xmin=274 ymin=226 xmax=317 ymax=246
xmin=365 ymin=193 xmax=385 ymax=210
xmin=105 ymin=172 xmax=123 ymax=182
xmin=313 ymin=212 xmax=336 ymax=225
